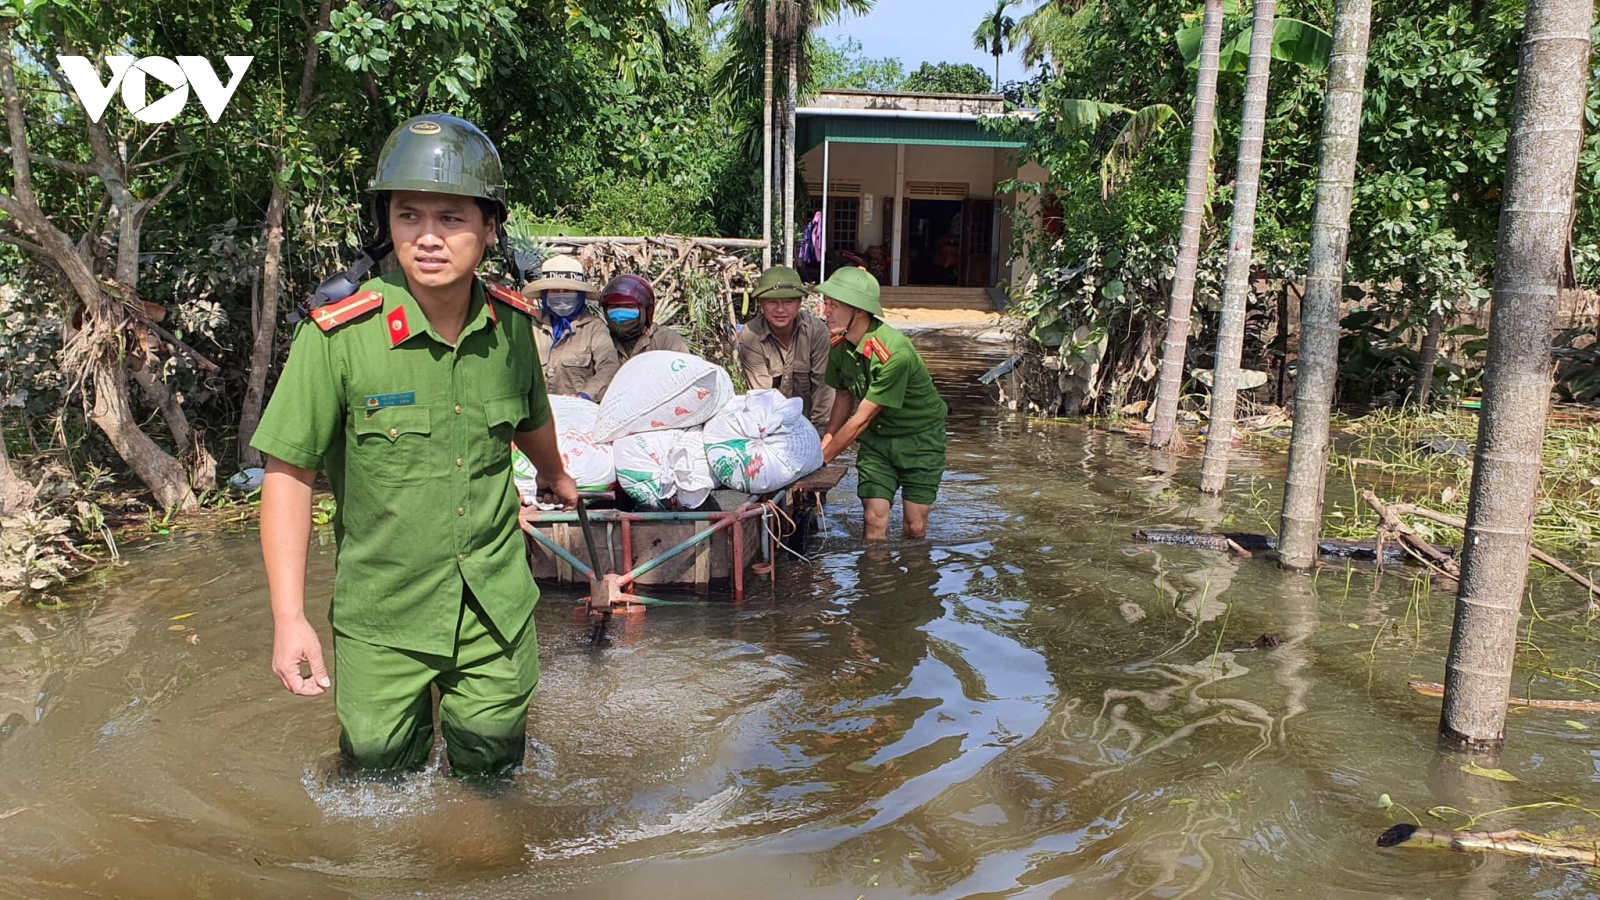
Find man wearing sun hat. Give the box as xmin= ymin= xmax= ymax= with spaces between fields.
xmin=817 ymin=266 xmax=948 ymax=542
xmin=523 ymin=254 xmax=620 ymax=400
xmin=736 ymin=265 xmax=835 ymax=432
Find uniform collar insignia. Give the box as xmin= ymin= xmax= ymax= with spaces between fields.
xmin=386 ymin=306 xmax=411 ymax=346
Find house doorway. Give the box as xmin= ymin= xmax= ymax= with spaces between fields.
xmin=905 ymin=199 xmax=962 ymax=286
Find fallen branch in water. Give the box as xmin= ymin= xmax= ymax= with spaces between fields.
xmin=1374 ymin=501 xmax=1600 ymax=599
xmin=1132 ymin=530 xmax=1446 ymax=565
xmin=1407 ymin=680 xmax=1600 ymax=712
xmin=1377 ymin=823 xmax=1600 ymax=866
xmin=1362 ymin=492 xmax=1460 ymax=583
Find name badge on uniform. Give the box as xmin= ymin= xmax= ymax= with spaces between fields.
xmin=364 ymin=392 xmax=416 ymax=415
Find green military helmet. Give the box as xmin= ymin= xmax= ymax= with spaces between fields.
xmin=369 ymin=113 xmax=507 ymax=214
xmin=814 ymin=266 xmax=883 ymax=318
xmin=753 ymin=265 xmax=809 ymax=300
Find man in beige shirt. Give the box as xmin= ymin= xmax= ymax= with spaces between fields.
xmin=736 ymin=266 xmax=835 ymax=432
xmin=525 ymin=254 xmax=620 ymax=400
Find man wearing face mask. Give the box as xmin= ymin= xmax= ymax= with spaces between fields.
xmin=818 ymin=267 xmax=947 ymax=542
xmin=601 ymin=273 xmax=688 ymax=363
xmin=524 ymin=255 xmax=620 ymax=401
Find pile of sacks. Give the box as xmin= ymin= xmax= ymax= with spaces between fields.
xmin=514 ymin=351 xmax=824 ymax=508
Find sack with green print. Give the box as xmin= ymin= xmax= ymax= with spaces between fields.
xmin=512 ymin=395 xmax=615 ymax=503
xmin=704 ymin=389 xmax=822 ymax=494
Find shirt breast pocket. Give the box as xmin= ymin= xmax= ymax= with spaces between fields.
xmin=352 ymin=407 xmax=432 ymax=487
xmin=561 ymin=351 xmax=593 ymax=369
xmin=480 ymin=395 xmax=528 ymax=472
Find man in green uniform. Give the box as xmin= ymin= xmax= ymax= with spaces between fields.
xmin=736 ymin=266 xmax=835 ymax=433
xmin=252 ymin=113 xmax=578 ymax=778
xmin=819 ymin=267 xmax=948 ymax=542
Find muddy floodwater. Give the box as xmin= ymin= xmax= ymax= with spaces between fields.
xmin=4 ymin=330 xmax=1600 ymax=899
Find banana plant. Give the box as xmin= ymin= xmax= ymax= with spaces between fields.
xmin=1053 ymin=98 xmax=1181 ymax=198
xmin=1176 ymin=0 xmax=1332 ymax=72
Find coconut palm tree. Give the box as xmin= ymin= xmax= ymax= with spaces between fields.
xmin=1148 ymin=0 xmax=1224 ymax=451
xmin=712 ymin=0 xmax=873 ymax=260
xmin=1440 ymin=0 xmax=1594 ymax=750
xmin=1277 ymin=0 xmax=1374 ymax=568
xmin=1197 ymin=0 xmax=1277 ymax=495
xmin=972 ymin=0 xmax=1017 ymax=92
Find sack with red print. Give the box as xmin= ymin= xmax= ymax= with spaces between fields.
xmin=590 ymin=351 xmax=734 ymax=442
xmin=703 ymin=389 xmax=823 ymax=494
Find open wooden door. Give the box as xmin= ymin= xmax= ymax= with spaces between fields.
xmin=962 ymin=199 xmax=995 ymax=287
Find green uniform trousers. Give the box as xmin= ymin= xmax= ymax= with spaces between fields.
xmin=855 ymin=427 xmax=947 ymax=506
xmin=333 ymin=590 xmax=539 ymax=778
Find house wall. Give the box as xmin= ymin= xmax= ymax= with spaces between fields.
xmin=793 ymin=142 xmax=1049 ymax=289
xmin=1009 ymin=161 xmax=1051 ymax=289
xmin=797 ymin=143 xmax=1003 ymax=249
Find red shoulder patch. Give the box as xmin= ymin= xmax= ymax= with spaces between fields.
xmin=861 ymin=337 xmax=891 ymax=364
xmin=486 ymin=281 xmax=539 ymax=317
xmin=311 ymin=290 xmax=383 ymax=332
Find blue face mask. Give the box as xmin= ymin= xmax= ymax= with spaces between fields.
xmin=605 ymin=308 xmax=641 ymax=324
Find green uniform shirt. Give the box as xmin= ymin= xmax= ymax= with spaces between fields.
xmin=826 ymin=321 xmax=947 ymax=439
xmin=250 ymin=271 xmax=551 ymax=656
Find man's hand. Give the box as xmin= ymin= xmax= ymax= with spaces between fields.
xmin=540 ymin=470 xmax=580 ymax=510
xmin=272 ymin=614 xmax=331 ymax=696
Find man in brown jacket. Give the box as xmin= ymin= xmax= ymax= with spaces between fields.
xmin=525 ymin=254 xmax=619 ymax=400
xmin=736 ymin=265 xmax=835 ymax=432
xmin=601 ymin=273 xmax=689 ymax=362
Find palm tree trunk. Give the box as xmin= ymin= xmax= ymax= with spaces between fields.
xmin=1440 ymin=0 xmax=1593 ymax=750
xmin=240 ymin=0 xmax=331 ymax=469
xmin=784 ymin=24 xmax=798 ymax=267
xmin=1412 ymin=309 xmax=1443 ymax=406
xmin=1277 ymin=0 xmax=1374 ymax=569
xmin=762 ymin=2 xmax=775 ymax=270
xmin=1198 ymin=0 xmax=1278 ymax=494
xmin=1149 ymin=0 xmax=1225 ymax=450
xmin=994 ymin=53 xmax=1001 ymax=92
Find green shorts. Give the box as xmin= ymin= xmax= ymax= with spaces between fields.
xmin=856 ymin=427 xmax=947 ymax=506
xmin=333 ymin=589 xmax=539 ymax=778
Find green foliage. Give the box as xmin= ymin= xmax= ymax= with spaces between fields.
xmin=1176 ymin=12 xmax=1332 ymax=74
xmin=810 ymin=36 xmax=905 ymax=91
xmin=1005 ymin=0 xmax=1600 ymax=412
xmin=903 ymin=61 xmax=992 ymax=95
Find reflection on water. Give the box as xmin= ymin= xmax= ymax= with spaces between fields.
xmin=2 ymin=329 xmax=1598 ymax=899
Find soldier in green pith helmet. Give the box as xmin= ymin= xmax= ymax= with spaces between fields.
xmin=817 ymin=267 xmax=948 ymax=542
xmin=252 ymin=113 xmax=577 ymax=779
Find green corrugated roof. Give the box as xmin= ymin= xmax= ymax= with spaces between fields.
xmin=798 ymin=115 xmax=1026 ymax=154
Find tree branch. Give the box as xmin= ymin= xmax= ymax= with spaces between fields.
xmin=0 ymin=143 xmax=100 ymax=176
xmin=130 ymin=149 xmax=194 ymax=171
xmin=0 ymin=26 xmax=41 ymax=211
xmin=0 ymin=229 xmax=48 ymax=257
xmin=132 ymin=161 xmax=186 ymax=230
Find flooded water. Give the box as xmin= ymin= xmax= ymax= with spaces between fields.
xmin=4 ymin=329 xmax=1600 ymax=899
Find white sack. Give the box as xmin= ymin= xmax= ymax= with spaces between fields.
xmin=513 ymin=395 xmax=616 ymax=502
xmin=614 ymin=427 xmax=716 ymax=509
xmin=591 ymin=351 xmax=734 ymax=442
xmin=703 ymin=389 xmax=824 ymax=494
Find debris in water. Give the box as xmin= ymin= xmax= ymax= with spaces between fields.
xmin=1459 ymin=761 xmax=1519 ymax=782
